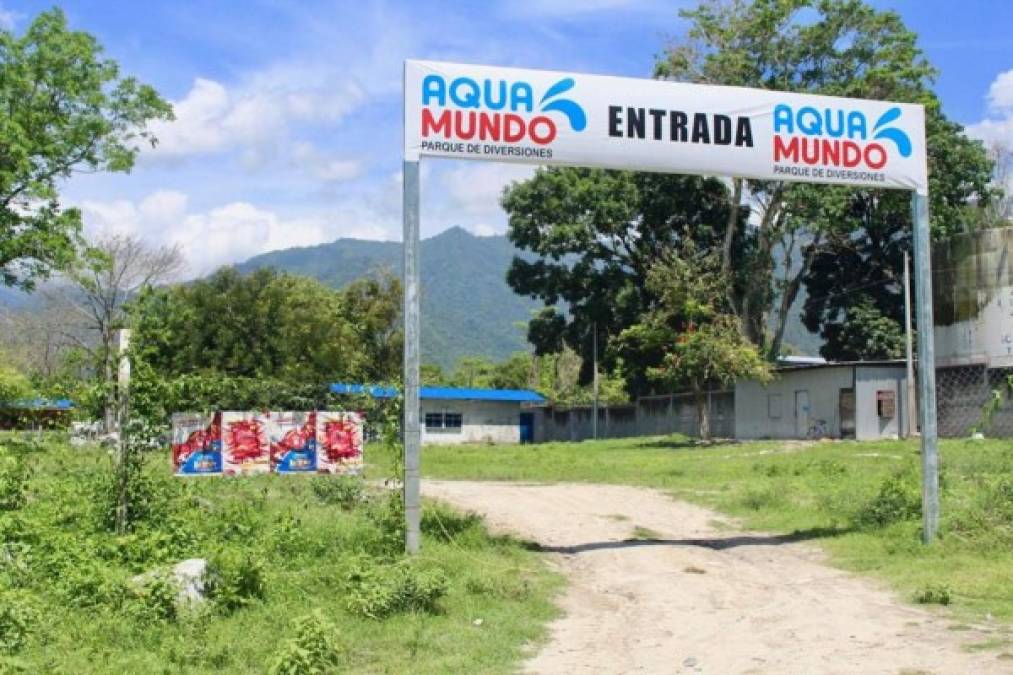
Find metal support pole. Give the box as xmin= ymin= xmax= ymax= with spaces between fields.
xmin=903 ymin=251 xmax=917 ymax=438
xmin=403 ymin=160 xmax=422 ymax=554
xmin=911 ymin=192 xmax=939 ymax=544
xmin=592 ymin=322 xmax=599 ymax=440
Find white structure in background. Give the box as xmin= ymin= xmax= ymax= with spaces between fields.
xmin=933 ymin=227 xmax=1013 ymax=369
xmin=329 ymin=384 xmax=544 ymax=445
xmin=735 ymin=361 xmax=910 ymax=441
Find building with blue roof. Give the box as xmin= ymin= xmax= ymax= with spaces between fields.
xmin=330 ymin=383 xmax=544 ymax=444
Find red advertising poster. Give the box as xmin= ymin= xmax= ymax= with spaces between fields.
xmin=221 ymin=412 xmax=270 ymax=476
xmin=316 ymin=411 xmax=363 ymax=475
xmin=171 ymin=412 xmax=222 ymax=476
xmin=269 ymin=411 xmax=317 ymax=474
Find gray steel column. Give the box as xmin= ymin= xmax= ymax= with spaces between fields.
xmin=911 ymin=192 xmax=939 ymax=543
xmin=403 ymin=160 xmax=421 ymax=554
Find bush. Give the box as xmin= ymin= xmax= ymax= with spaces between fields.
xmin=310 ymin=476 xmax=363 ymax=510
xmin=205 ymin=550 xmax=266 ymax=613
xmin=268 ymin=610 xmax=344 ymax=675
xmin=341 ymin=556 xmax=448 ymax=620
xmin=913 ymin=583 xmax=952 ymax=605
xmin=0 ymin=593 xmax=34 ymax=654
xmin=0 ymin=450 xmax=30 ymax=512
xmin=855 ymin=471 xmax=921 ymax=528
xmin=129 ymin=573 xmax=179 ymax=622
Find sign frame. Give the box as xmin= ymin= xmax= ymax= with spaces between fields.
xmin=401 ymin=60 xmax=939 ymax=553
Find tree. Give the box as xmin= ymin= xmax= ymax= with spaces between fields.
xmin=129 ymin=267 xmax=402 ymax=385
xmin=801 ymin=109 xmax=993 ymax=360
xmin=59 ymin=234 xmax=183 ymax=430
xmin=620 ymin=243 xmax=770 ymax=440
xmin=654 ymin=0 xmax=990 ymax=359
xmin=502 ymin=168 xmax=747 ymax=396
xmin=0 ymin=10 xmax=172 ymax=290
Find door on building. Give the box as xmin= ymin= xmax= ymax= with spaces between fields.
xmin=839 ymin=389 xmax=856 ymax=439
xmin=795 ymin=390 xmax=810 ymax=438
xmin=519 ymin=412 xmax=534 ymax=443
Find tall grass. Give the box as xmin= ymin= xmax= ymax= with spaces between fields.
xmin=0 ymin=434 xmax=561 ymax=673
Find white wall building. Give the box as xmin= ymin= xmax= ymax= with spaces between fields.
xmin=735 ymin=361 xmax=911 ymax=441
xmin=330 ymin=384 xmax=544 ymax=445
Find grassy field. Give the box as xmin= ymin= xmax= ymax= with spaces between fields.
xmin=0 ymin=434 xmax=561 ymax=673
xmin=416 ymin=435 xmax=1013 ymax=627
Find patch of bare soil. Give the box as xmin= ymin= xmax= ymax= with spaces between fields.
xmin=424 ymin=480 xmax=1011 ymax=675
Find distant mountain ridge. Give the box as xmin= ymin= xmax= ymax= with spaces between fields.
xmin=238 ymin=227 xmax=542 ymax=368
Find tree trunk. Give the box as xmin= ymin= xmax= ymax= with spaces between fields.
xmin=767 ymin=233 xmax=823 ymax=361
xmin=693 ymin=378 xmax=710 ymax=441
xmin=103 ymin=349 xmax=115 ymax=434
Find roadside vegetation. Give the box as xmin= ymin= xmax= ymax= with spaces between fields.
xmin=418 ymin=435 xmax=1013 ymax=623
xmin=0 ymin=433 xmax=560 ymax=673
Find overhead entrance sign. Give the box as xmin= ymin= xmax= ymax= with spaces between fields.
xmin=404 ymin=60 xmax=928 ymax=194
xmin=400 ymin=60 xmax=938 ymax=554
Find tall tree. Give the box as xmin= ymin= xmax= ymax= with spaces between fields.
xmin=502 ymin=169 xmax=747 ymax=396
xmin=60 ymin=234 xmax=183 ymax=430
xmin=801 ymin=108 xmax=993 ymax=360
xmin=129 ymin=268 xmax=402 ymax=385
xmin=0 ymin=10 xmax=172 ymax=290
xmin=655 ymin=0 xmax=966 ymax=358
xmin=621 ymin=242 xmax=769 ymax=439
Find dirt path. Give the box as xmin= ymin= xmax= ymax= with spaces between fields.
xmin=424 ymin=480 xmax=1011 ymax=675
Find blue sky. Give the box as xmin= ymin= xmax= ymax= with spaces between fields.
xmin=2 ymin=0 xmax=1011 ymax=276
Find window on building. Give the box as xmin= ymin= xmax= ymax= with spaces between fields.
xmin=425 ymin=412 xmax=463 ymax=431
xmin=768 ymin=394 xmax=782 ymax=419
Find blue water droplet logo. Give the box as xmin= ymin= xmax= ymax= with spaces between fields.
xmin=539 ymin=77 xmax=586 ymax=132
xmin=872 ymin=107 xmax=912 ymax=158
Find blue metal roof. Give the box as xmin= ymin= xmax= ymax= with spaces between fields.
xmin=1 ymin=398 xmax=75 ymax=410
xmin=330 ymin=383 xmax=545 ymax=403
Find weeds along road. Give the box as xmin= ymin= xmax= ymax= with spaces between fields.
xmin=424 ymin=480 xmax=1011 ymax=675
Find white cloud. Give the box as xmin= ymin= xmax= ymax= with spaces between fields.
xmin=291 ymin=142 xmax=363 ymax=183
xmin=431 ymin=163 xmax=535 ymax=236
xmin=79 ymin=191 xmax=395 ymax=277
xmin=966 ymin=69 xmax=1013 ymax=147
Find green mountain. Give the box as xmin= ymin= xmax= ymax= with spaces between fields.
xmin=238 ymin=227 xmax=542 ymax=368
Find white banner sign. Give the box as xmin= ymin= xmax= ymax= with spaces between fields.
xmin=404 ymin=60 xmax=928 ymax=194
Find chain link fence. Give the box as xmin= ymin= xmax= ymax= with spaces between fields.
xmin=936 ymin=365 xmax=1013 ymax=437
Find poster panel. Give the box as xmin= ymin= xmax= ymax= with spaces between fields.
xmin=222 ymin=411 xmax=270 ymax=476
xmin=316 ymin=411 xmax=364 ymax=475
xmin=172 ymin=412 xmax=222 ymax=476
xmin=269 ymin=411 xmax=317 ymax=474
xmin=404 ymin=60 xmax=928 ymax=194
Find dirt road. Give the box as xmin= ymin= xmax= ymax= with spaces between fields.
xmin=424 ymin=480 xmax=1012 ymax=675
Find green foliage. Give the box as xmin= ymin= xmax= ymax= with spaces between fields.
xmin=856 ymin=470 xmax=922 ymax=528
xmin=622 ymin=243 xmax=770 ymax=437
xmin=310 ymin=475 xmax=364 ymax=510
xmin=0 ymin=448 xmax=29 ymax=512
xmin=268 ymin=610 xmax=345 ymax=675
xmin=913 ymin=583 xmax=952 ymax=606
xmin=0 ymin=363 xmax=32 ymax=404
xmin=656 ymin=0 xmax=993 ymax=358
xmin=502 ymin=168 xmax=744 ymax=396
xmin=128 ymin=573 xmax=179 ymax=623
xmin=815 ymin=295 xmax=905 ymax=362
xmin=0 ymin=437 xmax=560 ymax=673
xmin=0 ymin=9 xmax=171 ymax=290
xmin=340 ymin=555 xmax=448 ymax=620
xmin=205 ymin=549 xmax=267 ymax=614
xmin=128 ymin=267 xmax=401 ymax=383
xmin=0 ymin=593 xmax=34 ymax=654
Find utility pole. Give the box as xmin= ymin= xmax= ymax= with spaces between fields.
xmin=114 ymin=328 xmax=131 ymax=535
xmin=903 ymin=251 xmax=917 ymax=438
xmin=592 ymin=322 xmax=599 ymax=440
